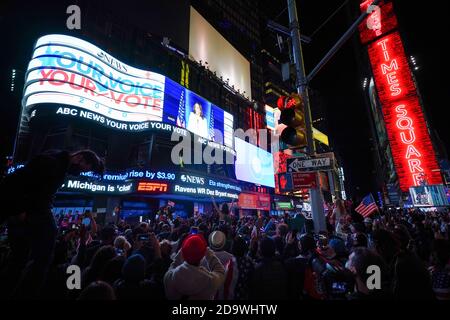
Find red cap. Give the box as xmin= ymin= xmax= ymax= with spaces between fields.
xmin=181 ymin=234 xmax=207 ymax=265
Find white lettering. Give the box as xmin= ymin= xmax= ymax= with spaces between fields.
xmin=395 ymin=104 xmax=407 ymax=117
xmin=366 ymin=265 xmax=381 ymax=290
xmin=66 ymin=265 xmax=81 ymax=290
xmin=400 ymin=130 xmax=416 ymax=144
xmin=381 ymin=59 xmax=399 ymax=75
xmin=396 ymin=117 xmax=414 ymax=131
xmin=405 ymin=145 xmax=422 ymax=159
xmin=66 ymin=5 xmax=81 ymax=30
xmin=408 ymin=159 xmax=424 ymax=173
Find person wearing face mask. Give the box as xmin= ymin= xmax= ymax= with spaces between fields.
xmin=0 ymin=149 xmax=103 ymax=299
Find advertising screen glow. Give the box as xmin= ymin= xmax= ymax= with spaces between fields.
xmin=409 ymin=185 xmax=449 ymax=207
xmin=234 ymin=138 xmax=275 ymax=188
xmin=24 ymin=34 xmax=234 ymax=147
xmin=189 ymin=7 xmax=251 ymax=100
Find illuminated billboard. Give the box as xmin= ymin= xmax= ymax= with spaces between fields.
xmin=409 ymin=185 xmax=449 ymax=207
xmin=59 ymin=169 xmax=241 ymax=200
xmin=359 ymin=1 xmax=442 ymax=191
xmin=234 ymin=137 xmax=275 ymax=188
xmin=24 ymin=34 xmax=234 ymax=147
xmin=238 ymin=193 xmax=271 ymax=211
xmin=265 ymin=105 xmax=276 ymax=131
xmin=189 ymin=7 xmax=251 ymax=100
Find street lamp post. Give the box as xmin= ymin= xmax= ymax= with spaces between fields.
xmin=287 ymin=0 xmax=326 ymax=232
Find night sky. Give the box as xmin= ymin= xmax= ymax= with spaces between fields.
xmin=1 ymin=0 xmax=448 ymax=199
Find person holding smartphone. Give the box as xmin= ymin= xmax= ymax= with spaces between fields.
xmin=1 ymin=149 xmax=104 ymax=298
xmin=190 ymin=226 xmax=199 ymax=235
xmin=82 ymin=210 xmax=97 ymax=236
xmin=114 ymin=236 xmax=132 ymax=258
xmin=164 ymin=234 xmax=225 ymax=300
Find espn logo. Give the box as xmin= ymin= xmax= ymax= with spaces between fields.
xmin=137 ymin=182 xmax=168 ymax=192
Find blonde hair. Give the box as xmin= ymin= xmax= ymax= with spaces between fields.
xmin=114 ymin=236 xmax=131 ymax=251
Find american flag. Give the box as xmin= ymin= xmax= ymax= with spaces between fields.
xmin=355 ymin=194 xmax=378 ymax=218
xmin=176 ymin=90 xmax=185 ymax=127
xmin=209 ymin=107 xmax=215 ymax=141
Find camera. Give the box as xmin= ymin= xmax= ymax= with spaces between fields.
xmin=190 ymin=226 xmax=199 ymax=234
xmin=331 ymin=282 xmax=348 ymax=294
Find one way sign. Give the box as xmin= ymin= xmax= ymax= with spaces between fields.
xmin=287 ymin=157 xmax=333 ymax=172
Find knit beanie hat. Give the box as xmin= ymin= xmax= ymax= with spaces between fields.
xmin=181 ymin=234 xmax=207 ymax=265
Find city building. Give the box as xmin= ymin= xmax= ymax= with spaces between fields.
xmin=11 ymin=1 xmax=277 ymax=223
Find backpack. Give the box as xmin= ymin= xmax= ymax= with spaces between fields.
xmin=303 ymin=257 xmax=327 ymax=300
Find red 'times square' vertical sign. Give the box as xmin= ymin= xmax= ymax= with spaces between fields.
xmin=359 ymin=0 xmax=442 ymax=191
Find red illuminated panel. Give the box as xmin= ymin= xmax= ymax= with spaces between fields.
xmin=277 ymin=96 xmax=286 ymax=109
xmin=274 ymin=151 xmax=292 ymax=174
xmin=238 ymin=193 xmax=258 ymax=209
xmin=137 ymin=182 xmax=168 ymax=193
xmin=367 ymin=32 xmax=442 ymax=191
xmin=258 ymin=194 xmax=271 ymax=210
xmin=239 ymin=193 xmax=271 ymax=211
xmin=292 ymin=172 xmax=317 ymax=189
xmin=285 ymin=97 xmax=297 ymax=109
xmin=359 ymin=1 xmax=398 ymax=45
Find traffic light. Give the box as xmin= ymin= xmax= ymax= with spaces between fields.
xmin=279 ymin=93 xmax=307 ymax=147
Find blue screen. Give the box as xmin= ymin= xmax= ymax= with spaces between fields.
xmin=234 ymin=138 xmax=275 ymax=188
xmin=163 ymin=78 xmax=232 ymax=146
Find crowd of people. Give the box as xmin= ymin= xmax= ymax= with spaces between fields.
xmin=0 ymin=149 xmax=449 ymax=300
xmin=0 ymin=201 xmax=449 ymax=300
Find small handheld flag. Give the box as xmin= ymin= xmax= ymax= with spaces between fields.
xmin=355 ymin=194 xmax=378 ymax=218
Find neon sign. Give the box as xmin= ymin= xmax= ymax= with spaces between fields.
xmin=359 ymin=1 xmax=398 ymax=45
xmin=360 ymin=1 xmax=442 ymax=191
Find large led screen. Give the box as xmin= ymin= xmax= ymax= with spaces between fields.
xmin=23 ymin=34 xmax=234 ymax=147
xmin=189 ymin=7 xmax=251 ymax=100
xmin=409 ymin=185 xmax=449 ymax=208
xmin=234 ymin=137 xmax=275 ymax=188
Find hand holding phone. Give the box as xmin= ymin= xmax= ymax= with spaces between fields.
xmin=190 ymin=226 xmax=199 ymax=234
xmin=82 ymin=217 xmax=91 ymax=226
xmin=332 ymin=282 xmax=347 ymax=293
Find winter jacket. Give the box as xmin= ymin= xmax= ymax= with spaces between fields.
xmin=164 ymin=248 xmax=225 ymax=300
